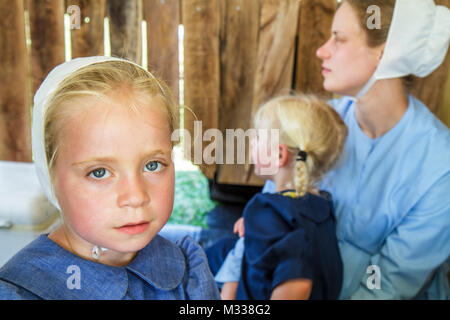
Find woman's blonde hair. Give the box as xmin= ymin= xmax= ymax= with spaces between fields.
xmin=44 ymin=60 xmax=179 ymax=183
xmin=254 ymin=94 xmax=348 ymax=197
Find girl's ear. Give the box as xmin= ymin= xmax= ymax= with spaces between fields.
xmin=278 ymin=144 xmax=290 ymax=168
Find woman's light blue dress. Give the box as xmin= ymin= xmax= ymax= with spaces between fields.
xmin=216 ymin=95 xmax=450 ymax=299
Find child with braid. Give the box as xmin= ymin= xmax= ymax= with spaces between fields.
xmin=207 ymin=94 xmax=348 ymax=300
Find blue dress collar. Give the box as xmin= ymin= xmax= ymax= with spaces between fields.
xmin=252 ymin=191 xmax=334 ymax=224
xmin=0 ymin=234 xmax=186 ymax=299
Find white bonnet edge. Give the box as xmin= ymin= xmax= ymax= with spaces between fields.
xmin=32 ymin=56 xmax=142 ymax=212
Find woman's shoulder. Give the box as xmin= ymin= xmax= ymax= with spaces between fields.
xmin=409 ymin=95 xmax=449 ymax=134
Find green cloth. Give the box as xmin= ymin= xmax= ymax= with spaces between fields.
xmin=169 ymin=171 xmax=217 ymax=228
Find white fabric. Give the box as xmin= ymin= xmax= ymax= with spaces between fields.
xmin=356 ymin=0 xmax=450 ymax=98
xmin=0 ymin=161 xmax=56 ymax=227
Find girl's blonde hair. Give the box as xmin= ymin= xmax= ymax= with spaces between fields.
xmin=254 ymin=94 xmax=348 ymax=197
xmin=44 ymin=60 xmax=179 ymax=183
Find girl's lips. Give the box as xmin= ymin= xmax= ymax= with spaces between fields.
xmin=115 ymin=221 xmax=150 ymax=235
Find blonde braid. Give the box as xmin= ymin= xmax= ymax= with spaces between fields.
xmin=294 ymin=160 xmax=308 ymax=197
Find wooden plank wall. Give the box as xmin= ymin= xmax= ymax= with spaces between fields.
xmin=0 ymin=0 xmax=32 ymax=162
xmin=215 ymin=0 xmax=336 ymax=185
xmin=28 ymin=0 xmax=65 ymax=95
xmin=108 ymin=0 xmax=142 ymax=64
xmin=0 ymin=0 xmax=449 ymax=187
xmin=182 ymin=0 xmax=220 ymax=179
xmin=144 ymin=0 xmax=180 ymax=102
xmin=67 ymin=0 xmax=106 ymax=58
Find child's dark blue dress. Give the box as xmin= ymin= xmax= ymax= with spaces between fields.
xmin=236 ymin=191 xmax=343 ymax=300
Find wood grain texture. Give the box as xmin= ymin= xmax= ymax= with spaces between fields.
xmin=182 ymin=0 xmax=220 ymax=179
xmin=295 ymin=0 xmax=337 ymax=97
xmin=0 ymin=0 xmax=32 ymax=161
xmin=67 ymin=0 xmax=106 ymax=58
xmin=107 ymin=0 xmax=142 ymax=64
xmin=251 ymin=0 xmax=301 ymax=116
xmin=215 ymin=0 xmax=262 ymax=185
xmin=437 ymin=63 xmax=450 ymax=128
xmin=28 ymin=0 xmax=65 ymax=95
xmin=144 ymin=0 xmax=180 ymax=101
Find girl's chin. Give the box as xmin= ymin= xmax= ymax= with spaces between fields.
xmin=104 ymin=238 xmax=151 ymax=254
xmin=95 ymin=230 xmax=155 ymax=251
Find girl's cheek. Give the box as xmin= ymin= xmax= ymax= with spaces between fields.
xmin=156 ymin=172 xmax=175 ymax=210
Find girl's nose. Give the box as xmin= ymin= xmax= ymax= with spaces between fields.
xmin=117 ymin=175 xmax=150 ymax=208
xmin=316 ymin=38 xmax=331 ymax=60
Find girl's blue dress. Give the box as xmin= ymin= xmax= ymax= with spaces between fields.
xmin=209 ymin=190 xmax=343 ymax=300
xmin=0 ymin=234 xmax=220 ymax=300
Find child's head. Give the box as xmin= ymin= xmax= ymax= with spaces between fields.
xmin=33 ymin=57 xmax=178 ymax=256
xmin=44 ymin=60 xmax=179 ymax=179
xmin=253 ymin=94 xmax=348 ymax=196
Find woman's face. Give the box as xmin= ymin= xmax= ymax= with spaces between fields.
xmin=316 ymin=2 xmax=384 ymax=96
xmin=52 ymin=91 xmax=175 ymax=256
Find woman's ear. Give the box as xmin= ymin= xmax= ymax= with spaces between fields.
xmin=278 ymin=144 xmax=290 ymax=168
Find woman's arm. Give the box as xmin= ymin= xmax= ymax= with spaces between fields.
xmin=271 ymin=279 xmax=313 ymax=300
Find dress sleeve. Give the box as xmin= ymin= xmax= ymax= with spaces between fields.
xmin=244 ymin=199 xmax=314 ymax=291
xmin=176 ymin=236 xmax=221 ymax=300
xmin=350 ymin=172 xmax=450 ymax=299
xmin=215 ymin=237 xmax=245 ymax=284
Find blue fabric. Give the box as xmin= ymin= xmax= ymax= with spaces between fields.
xmin=214 ymin=237 xmax=243 ymax=284
xmin=322 ymin=95 xmax=450 ymax=299
xmin=0 ymin=234 xmax=220 ymax=300
xmin=235 ymin=192 xmax=342 ymax=300
xmin=206 ymin=237 xmax=240 ymax=282
xmin=214 ymin=94 xmax=450 ymax=300
xmin=208 ymin=181 xmax=276 ymax=284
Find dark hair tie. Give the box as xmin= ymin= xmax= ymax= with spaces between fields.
xmin=297 ymin=150 xmax=307 ymax=162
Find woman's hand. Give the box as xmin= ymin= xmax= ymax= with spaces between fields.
xmin=270 ymin=278 xmax=312 ymax=300
xmin=233 ymin=217 xmax=245 ymax=237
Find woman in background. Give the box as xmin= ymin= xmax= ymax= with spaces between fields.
xmin=216 ymin=0 xmax=450 ymax=299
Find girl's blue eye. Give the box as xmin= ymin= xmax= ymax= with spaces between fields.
xmin=89 ymin=168 xmax=110 ymax=179
xmin=145 ymin=161 xmax=162 ymax=172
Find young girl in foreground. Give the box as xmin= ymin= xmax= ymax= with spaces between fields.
xmin=0 ymin=56 xmax=220 ymax=300
xmin=207 ymin=94 xmax=348 ymax=300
